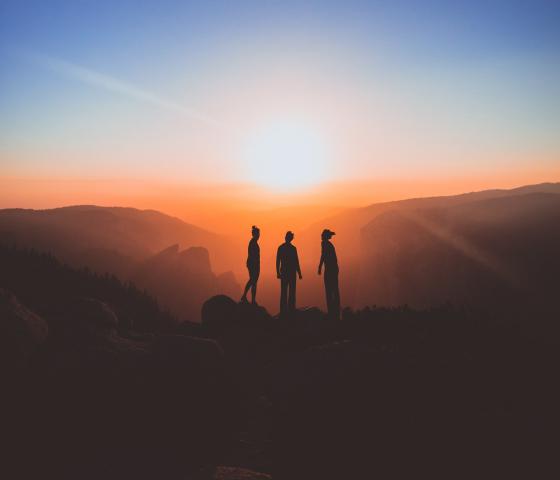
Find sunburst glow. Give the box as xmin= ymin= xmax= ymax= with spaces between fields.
xmin=242 ymin=120 xmax=330 ymax=190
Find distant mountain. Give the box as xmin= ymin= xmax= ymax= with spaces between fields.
xmin=2 ymin=183 xmax=558 ymax=315
xmin=296 ymin=182 xmax=560 ymax=308
xmin=0 ymin=205 xmax=240 ymax=320
xmin=0 ymin=205 xmax=238 ymax=275
xmin=301 ymin=182 xmax=560 ymax=259
xmin=358 ymin=192 xmax=560 ymax=310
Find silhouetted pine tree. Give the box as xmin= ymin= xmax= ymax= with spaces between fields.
xmin=0 ymin=245 xmax=176 ymax=332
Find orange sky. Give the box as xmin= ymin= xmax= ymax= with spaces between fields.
xmin=1 ymin=164 xmax=558 ymax=234
xmin=2 ymin=1 xmax=560 ymax=213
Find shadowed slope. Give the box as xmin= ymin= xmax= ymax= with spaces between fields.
xmin=359 ymin=192 xmax=560 ymax=309
xmin=293 ymin=183 xmax=560 ymax=309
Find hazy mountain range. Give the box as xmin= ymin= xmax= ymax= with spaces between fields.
xmin=0 ymin=205 xmax=240 ymax=320
xmin=1 ymin=182 xmax=559 ymax=318
xmin=295 ymin=182 xmax=560 ymax=310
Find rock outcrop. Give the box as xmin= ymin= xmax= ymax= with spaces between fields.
xmin=0 ymin=288 xmax=48 ymax=369
xmin=132 ymin=245 xmax=240 ymax=321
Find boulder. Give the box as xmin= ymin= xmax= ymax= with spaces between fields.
xmin=201 ymin=295 xmax=272 ymax=332
xmin=0 ymin=288 xmax=48 ymax=367
xmin=201 ymin=294 xmax=239 ymax=335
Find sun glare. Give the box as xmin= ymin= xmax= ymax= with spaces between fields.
xmin=242 ymin=120 xmax=330 ymax=190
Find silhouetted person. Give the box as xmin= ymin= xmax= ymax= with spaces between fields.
xmin=241 ymin=225 xmax=260 ymax=304
xmin=276 ymin=231 xmax=302 ymax=315
xmin=318 ymin=229 xmax=340 ymax=320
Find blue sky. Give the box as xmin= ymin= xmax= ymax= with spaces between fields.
xmin=1 ymin=0 xmax=559 ymax=187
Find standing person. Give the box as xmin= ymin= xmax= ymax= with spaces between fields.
xmin=318 ymin=229 xmax=340 ymax=320
xmin=276 ymin=231 xmax=302 ymax=315
xmin=241 ymin=225 xmax=260 ymax=304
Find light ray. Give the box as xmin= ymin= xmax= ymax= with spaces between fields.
xmin=402 ymin=209 xmax=522 ymax=288
xmin=25 ymin=52 xmax=224 ymax=129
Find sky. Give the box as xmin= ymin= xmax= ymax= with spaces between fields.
xmin=1 ymin=0 xmax=559 ymax=210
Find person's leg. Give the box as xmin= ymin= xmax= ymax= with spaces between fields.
xmin=241 ymin=275 xmax=252 ymax=301
xmin=251 ymin=269 xmax=259 ymax=304
xmin=289 ymin=276 xmax=297 ymax=313
xmin=332 ymin=273 xmax=340 ymax=319
xmin=324 ymin=275 xmax=331 ymax=314
xmin=325 ymin=272 xmax=340 ymax=319
xmin=250 ymin=282 xmax=257 ymax=304
xmin=280 ymin=277 xmax=288 ymax=316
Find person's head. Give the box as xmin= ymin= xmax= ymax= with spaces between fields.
xmin=251 ymin=225 xmax=260 ymax=240
xmin=285 ymin=231 xmax=294 ymax=243
xmin=321 ymin=229 xmax=336 ymax=241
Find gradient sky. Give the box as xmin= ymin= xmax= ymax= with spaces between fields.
xmin=1 ymin=0 xmax=559 ymax=202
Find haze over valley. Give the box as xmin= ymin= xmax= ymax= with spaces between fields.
xmin=2 ymin=182 xmax=558 ymax=320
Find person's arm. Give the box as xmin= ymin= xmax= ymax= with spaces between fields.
xmin=296 ymin=248 xmax=302 ymax=279
xmin=276 ymin=247 xmax=281 ymax=278
xmin=318 ymin=245 xmax=324 ymax=275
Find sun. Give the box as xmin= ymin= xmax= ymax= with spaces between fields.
xmin=242 ymin=120 xmax=330 ymax=190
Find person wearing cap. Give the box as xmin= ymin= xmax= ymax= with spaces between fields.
xmin=318 ymin=229 xmax=340 ymax=320
xmin=241 ymin=225 xmax=260 ymax=304
xmin=276 ymin=230 xmax=302 ymax=315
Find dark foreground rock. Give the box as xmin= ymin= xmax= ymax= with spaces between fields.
xmin=201 ymin=295 xmax=559 ymax=480
xmin=5 ymin=294 xmax=243 ymax=480
xmin=214 ymin=466 xmax=271 ymax=479
xmin=0 ymin=288 xmax=48 ymax=371
xmin=4 ymin=289 xmax=558 ymax=480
